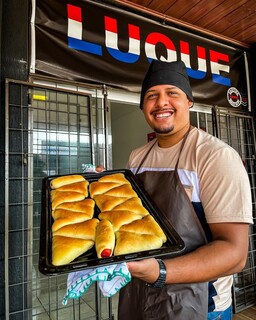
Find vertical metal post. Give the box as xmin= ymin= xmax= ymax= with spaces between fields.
xmin=102 ymin=84 xmax=110 ymax=169
xmin=95 ymin=283 xmax=101 ymax=320
xmin=27 ymin=87 xmax=34 ymax=320
xmin=4 ymin=79 xmax=10 ymax=319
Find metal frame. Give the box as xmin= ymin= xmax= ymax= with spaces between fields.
xmin=4 ymin=78 xmax=114 ymax=320
xmin=213 ymin=106 xmax=256 ymax=313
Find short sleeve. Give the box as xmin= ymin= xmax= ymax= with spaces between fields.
xmin=199 ymin=145 xmax=253 ymax=224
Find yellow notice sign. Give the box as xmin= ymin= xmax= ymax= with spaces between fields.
xmin=33 ymin=94 xmax=46 ymax=101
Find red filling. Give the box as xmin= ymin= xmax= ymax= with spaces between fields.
xmin=101 ymin=249 xmax=112 ymax=257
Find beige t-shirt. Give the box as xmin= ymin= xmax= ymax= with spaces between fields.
xmin=127 ymin=126 xmax=253 ymax=311
xmin=128 ymin=127 xmax=252 ymax=224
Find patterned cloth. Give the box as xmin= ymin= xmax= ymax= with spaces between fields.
xmin=63 ymin=263 xmax=131 ymax=305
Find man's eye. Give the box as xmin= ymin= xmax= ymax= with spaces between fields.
xmin=146 ymin=93 xmax=157 ymax=99
xmin=168 ymin=91 xmax=178 ymax=96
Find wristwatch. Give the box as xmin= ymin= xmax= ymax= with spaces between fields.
xmin=146 ymin=259 xmax=166 ymax=288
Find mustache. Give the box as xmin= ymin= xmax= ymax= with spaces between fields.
xmin=150 ymin=107 xmax=176 ymax=115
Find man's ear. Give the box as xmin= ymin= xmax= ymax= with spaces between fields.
xmin=188 ymin=99 xmax=193 ymax=109
xmin=186 ymin=95 xmax=193 ymax=108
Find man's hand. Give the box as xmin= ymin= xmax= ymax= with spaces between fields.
xmin=96 ymin=165 xmax=105 ymax=172
xmin=127 ymin=258 xmax=160 ymax=284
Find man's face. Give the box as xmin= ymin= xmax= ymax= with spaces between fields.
xmin=142 ymin=84 xmax=193 ymax=136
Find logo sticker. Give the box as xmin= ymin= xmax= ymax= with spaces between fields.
xmin=227 ymin=87 xmax=242 ymax=108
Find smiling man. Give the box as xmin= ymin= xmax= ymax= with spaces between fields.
xmin=118 ymin=60 xmax=253 ymax=320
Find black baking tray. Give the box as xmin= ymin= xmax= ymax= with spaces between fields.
xmin=39 ymin=169 xmax=185 ymax=275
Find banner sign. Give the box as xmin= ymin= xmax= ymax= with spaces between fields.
xmin=32 ymin=0 xmax=248 ymax=110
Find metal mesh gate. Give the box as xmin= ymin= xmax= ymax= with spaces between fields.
xmin=4 ymin=79 xmax=115 ymax=320
xmin=188 ymin=105 xmax=256 ymax=313
xmin=213 ymin=106 xmax=256 ymax=313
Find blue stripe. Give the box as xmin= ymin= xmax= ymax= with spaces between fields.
xmin=212 ymin=74 xmax=231 ymax=86
xmin=68 ymin=37 xmax=102 ymax=56
xmin=187 ymin=68 xmax=206 ymax=79
xmin=106 ymin=48 xmax=139 ymax=63
xmin=192 ymin=201 xmax=212 ymax=242
xmin=208 ymin=280 xmax=218 ymax=312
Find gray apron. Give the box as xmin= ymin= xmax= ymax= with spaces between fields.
xmin=118 ymin=128 xmax=209 ymax=320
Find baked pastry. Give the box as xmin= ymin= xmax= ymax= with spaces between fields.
xmin=51 ymin=208 xmax=95 ymax=232
xmin=52 ymin=198 xmax=95 ymax=219
xmin=90 ymin=173 xmax=167 ymax=256
xmin=89 ymin=174 xmax=141 ymax=212
xmin=98 ymin=210 xmax=148 ymax=232
xmin=54 ymin=180 xmax=89 ymax=195
xmin=51 ymin=190 xmax=86 ymax=210
xmin=49 ymin=172 xmax=167 ymax=264
xmin=113 ymin=197 xmax=149 ymax=215
xmin=52 ymin=235 xmax=94 ymax=266
xmin=50 ymin=174 xmax=85 ymax=189
xmin=50 ymin=175 xmax=89 ymax=210
xmin=95 ymin=220 xmax=115 ymax=258
xmin=50 ymin=175 xmax=96 ymax=265
xmin=114 ymin=231 xmax=163 ymax=256
xmin=55 ymin=198 xmax=94 ymax=212
xmin=119 ymin=215 xmax=167 ymax=242
xmin=53 ymin=218 xmax=99 ymax=240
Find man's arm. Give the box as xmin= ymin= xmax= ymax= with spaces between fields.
xmin=127 ymin=222 xmax=250 ymax=284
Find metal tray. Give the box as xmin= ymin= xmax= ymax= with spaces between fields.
xmin=39 ymin=169 xmax=185 ymax=275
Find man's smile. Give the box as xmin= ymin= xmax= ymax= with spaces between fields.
xmin=151 ymin=109 xmax=175 ymax=119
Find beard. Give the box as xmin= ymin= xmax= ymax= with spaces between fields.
xmin=154 ymin=124 xmax=174 ymax=134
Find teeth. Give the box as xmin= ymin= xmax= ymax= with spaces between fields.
xmin=155 ymin=112 xmax=172 ymax=118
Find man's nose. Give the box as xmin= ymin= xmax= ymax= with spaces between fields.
xmin=157 ymin=93 xmax=169 ymax=107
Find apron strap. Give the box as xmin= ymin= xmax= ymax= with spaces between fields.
xmin=135 ymin=139 xmax=157 ymax=175
xmin=175 ymin=125 xmax=192 ymax=170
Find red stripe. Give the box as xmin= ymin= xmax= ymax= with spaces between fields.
xmin=180 ymin=41 xmax=189 ymax=54
xmin=210 ymin=50 xmax=229 ymax=63
xmin=146 ymin=32 xmax=175 ymax=50
xmin=129 ymin=25 xmax=140 ymax=40
xmin=105 ymin=17 xmax=117 ymax=33
xmin=67 ymin=4 xmax=82 ymax=22
xmin=197 ymin=46 xmax=206 ymax=59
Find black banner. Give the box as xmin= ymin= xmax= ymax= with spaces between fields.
xmin=32 ymin=0 xmax=248 ymax=110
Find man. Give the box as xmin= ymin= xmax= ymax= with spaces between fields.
xmin=118 ymin=60 xmax=253 ymax=319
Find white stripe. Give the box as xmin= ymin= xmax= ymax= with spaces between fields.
xmin=145 ymin=43 xmax=177 ymax=61
xmin=68 ymin=19 xmax=82 ymax=39
xmin=181 ymin=53 xmax=207 ymax=72
xmin=212 ymin=276 xmax=233 ymax=311
xmin=105 ymin=30 xmax=118 ymax=48
xmin=105 ymin=30 xmax=140 ymax=54
xmin=177 ymin=169 xmax=200 ymax=202
xmin=210 ymin=60 xmax=230 ymax=76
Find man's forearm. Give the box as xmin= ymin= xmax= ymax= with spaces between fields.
xmin=164 ymin=239 xmax=247 ymax=284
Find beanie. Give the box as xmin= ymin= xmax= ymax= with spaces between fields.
xmin=140 ymin=60 xmax=193 ymax=109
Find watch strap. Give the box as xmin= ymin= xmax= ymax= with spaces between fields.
xmin=146 ymin=259 xmax=166 ymax=288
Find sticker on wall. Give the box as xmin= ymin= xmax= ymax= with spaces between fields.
xmin=227 ymin=87 xmax=247 ymax=108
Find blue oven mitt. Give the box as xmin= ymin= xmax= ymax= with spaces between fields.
xmin=63 ymin=262 xmax=131 ymax=305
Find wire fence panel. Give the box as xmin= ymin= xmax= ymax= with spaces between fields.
xmin=213 ymin=106 xmax=256 ymax=313
xmin=5 ymin=79 xmax=114 ymax=320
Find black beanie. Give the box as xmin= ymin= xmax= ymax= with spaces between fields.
xmin=140 ymin=60 xmax=193 ymax=109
